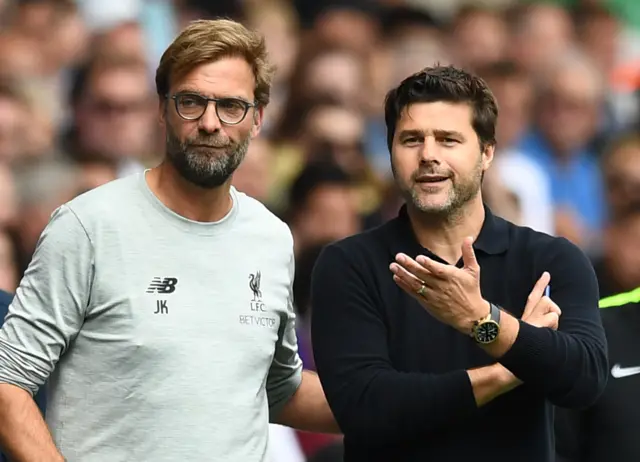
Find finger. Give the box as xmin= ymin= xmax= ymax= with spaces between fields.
xmin=394 ymin=253 xmax=435 ymax=283
xmin=413 ymin=255 xmax=454 ymax=279
xmin=393 ymin=274 xmax=428 ymax=300
xmin=545 ymin=311 xmax=560 ymax=330
xmin=389 ymin=261 xmax=428 ymax=293
xmin=545 ymin=298 xmax=562 ymax=316
xmin=523 ymin=272 xmax=551 ymax=317
xmin=461 ymin=236 xmax=479 ymax=273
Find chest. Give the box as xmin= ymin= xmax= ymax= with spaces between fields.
xmin=380 ymin=254 xmax=536 ymax=373
xmin=78 ymin=225 xmax=291 ymax=367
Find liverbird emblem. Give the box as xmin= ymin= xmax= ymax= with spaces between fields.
xmin=249 ymin=271 xmax=262 ymax=301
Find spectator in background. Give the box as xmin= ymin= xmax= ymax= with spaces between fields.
xmin=0 ymin=79 xmax=29 ymax=164
xmin=0 ymin=165 xmax=16 ymax=228
xmin=0 ymin=229 xmax=18 ymax=293
xmin=448 ymin=5 xmax=508 ymax=72
xmin=244 ymin=0 xmax=301 ymax=135
xmin=231 ymin=137 xmax=276 ymax=206
xmin=574 ymin=3 xmax=637 ymax=137
xmin=506 ymin=2 xmax=574 ymax=76
xmin=518 ymin=49 xmax=606 ymax=248
xmin=309 ymin=0 xmax=380 ymax=54
xmin=64 ymin=53 xmax=157 ymax=177
xmin=591 ymin=133 xmax=640 ymax=297
xmin=478 ymin=61 xmax=555 ymax=235
xmin=366 ymin=5 xmax=446 ymax=176
xmin=286 ymin=161 xmax=361 ymax=257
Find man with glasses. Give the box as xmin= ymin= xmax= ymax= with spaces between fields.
xmin=0 ymin=19 xmax=338 ymax=462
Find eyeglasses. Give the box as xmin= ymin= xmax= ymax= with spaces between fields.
xmin=168 ymin=93 xmax=256 ymax=125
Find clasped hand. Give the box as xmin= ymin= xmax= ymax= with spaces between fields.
xmin=389 ymin=237 xmax=488 ymax=335
xmin=389 ymin=237 xmax=562 ymax=333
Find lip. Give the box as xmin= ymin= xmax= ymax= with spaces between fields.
xmin=415 ymin=175 xmax=449 ymax=183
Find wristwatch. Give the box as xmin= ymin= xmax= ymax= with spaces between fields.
xmin=471 ymin=302 xmax=501 ymax=344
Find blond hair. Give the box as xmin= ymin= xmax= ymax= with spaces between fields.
xmin=155 ymin=19 xmax=274 ymax=107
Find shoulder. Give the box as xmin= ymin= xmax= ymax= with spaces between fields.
xmin=235 ymin=189 xmax=293 ymax=249
xmin=63 ymin=174 xmax=141 ymax=224
xmin=505 ymin=221 xmax=596 ymax=287
xmin=315 ymin=222 xmax=392 ymax=273
xmin=508 ymin=220 xmax=587 ymax=261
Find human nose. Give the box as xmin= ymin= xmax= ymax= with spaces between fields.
xmin=198 ymin=101 xmax=223 ymax=133
xmin=418 ymin=136 xmax=439 ymax=164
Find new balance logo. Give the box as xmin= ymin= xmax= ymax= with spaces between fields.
xmin=146 ymin=277 xmax=178 ymax=294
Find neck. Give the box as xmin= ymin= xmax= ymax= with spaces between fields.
xmin=146 ymin=161 xmax=233 ymax=223
xmin=407 ymin=196 xmax=485 ymax=264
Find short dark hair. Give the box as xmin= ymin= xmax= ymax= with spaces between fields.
xmin=384 ymin=65 xmax=498 ymax=153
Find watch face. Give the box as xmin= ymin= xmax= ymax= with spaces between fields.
xmin=475 ymin=321 xmax=500 ymax=344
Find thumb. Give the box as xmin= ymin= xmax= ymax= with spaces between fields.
xmin=545 ymin=311 xmax=560 ymax=328
xmin=462 ymin=237 xmax=479 ymax=273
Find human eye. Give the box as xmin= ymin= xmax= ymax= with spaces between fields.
xmin=403 ymin=137 xmax=421 ymax=146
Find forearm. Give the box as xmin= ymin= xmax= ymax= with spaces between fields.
xmin=0 ymin=383 xmax=63 ymax=462
xmin=275 ymin=370 xmax=340 ymax=434
xmin=479 ymin=310 xmax=607 ymax=407
xmin=467 ymin=363 xmax=522 ymax=407
xmin=320 ymin=363 xmax=520 ymax=444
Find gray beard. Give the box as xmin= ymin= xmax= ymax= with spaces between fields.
xmin=165 ymin=128 xmax=250 ymax=189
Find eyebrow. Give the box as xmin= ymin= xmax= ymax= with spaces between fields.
xmin=173 ymin=87 xmax=250 ymax=102
xmin=398 ymin=129 xmax=425 ymax=139
xmin=397 ymin=129 xmax=466 ymax=140
xmin=433 ymin=129 xmax=465 ymax=140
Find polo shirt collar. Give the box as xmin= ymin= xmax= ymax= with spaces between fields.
xmin=389 ymin=204 xmax=509 ymax=262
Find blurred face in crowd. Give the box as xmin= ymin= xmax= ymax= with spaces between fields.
xmin=451 ymin=11 xmax=508 ymax=70
xmin=0 ymin=164 xmax=17 ymax=226
xmin=389 ymin=27 xmax=447 ymax=86
xmin=510 ymin=4 xmax=573 ymax=73
xmin=10 ymin=1 xmax=87 ymax=72
xmin=391 ymin=102 xmax=493 ymax=217
xmin=0 ymin=33 xmax=43 ymax=78
xmin=314 ymin=8 xmax=378 ymax=53
xmin=485 ymin=74 xmax=533 ymax=149
xmin=604 ymin=213 xmax=640 ymax=292
xmin=304 ymin=51 xmax=364 ymax=107
xmin=0 ymin=229 xmax=17 ymax=292
xmin=0 ymin=92 xmax=28 ymax=162
xmin=293 ymin=184 xmax=360 ymax=251
xmin=578 ymin=13 xmax=620 ymax=74
xmin=161 ymin=57 xmax=262 ymax=188
xmin=94 ymin=23 xmax=146 ymax=61
xmin=304 ymin=104 xmax=366 ymax=175
xmin=537 ymin=62 xmax=602 ymax=155
xmin=76 ymin=65 xmax=156 ymax=161
xmin=232 ymin=138 xmax=273 ymax=202
xmin=604 ymin=139 xmax=640 ymax=220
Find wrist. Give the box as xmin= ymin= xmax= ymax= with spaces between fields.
xmin=464 ymin=299 xmax=491 ymax=335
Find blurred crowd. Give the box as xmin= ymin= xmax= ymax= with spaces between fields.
xmin=0 ymin=0 xmax=639 ymax=460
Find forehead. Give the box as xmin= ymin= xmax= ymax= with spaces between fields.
xmin=172 ymin=56 xmax=255 ymax=100
xmin=396 ymin=101 xmax=475 ymax=133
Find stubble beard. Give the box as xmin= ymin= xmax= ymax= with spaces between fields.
xmin=393 ymin=157 xmax=484 ymax=222
xmin=165 ymin=125 xmax=251 ymax=189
